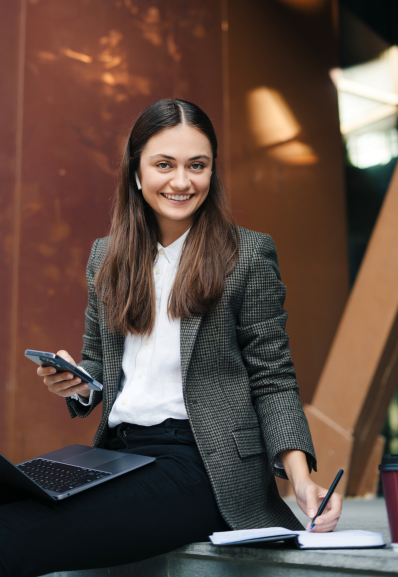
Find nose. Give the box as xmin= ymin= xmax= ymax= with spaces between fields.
xmin=170 ymin=169 xmax=190 ymax=191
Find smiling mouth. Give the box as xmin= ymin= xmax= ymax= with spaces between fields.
xmin=161 ymin=193 xmax=193 ymax=201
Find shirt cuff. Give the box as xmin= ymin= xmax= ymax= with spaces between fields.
xmin=71 ymin=389 xmax=94 ymax=406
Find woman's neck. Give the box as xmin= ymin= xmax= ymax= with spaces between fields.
xmin=157 ymin=217 xmax=192 ymax=247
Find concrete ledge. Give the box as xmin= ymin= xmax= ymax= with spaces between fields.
xmin=44 ymin=499 xmax=397 ymax=577
xmin=170 ymin=542 xmax=398 ymax=576
xmin=44 ymin=542 xmax=398 ymax=577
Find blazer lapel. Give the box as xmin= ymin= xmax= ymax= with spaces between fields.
xmin=180 ymin=314 xmax=203 ymax=389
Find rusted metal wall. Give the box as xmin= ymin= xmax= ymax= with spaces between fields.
xmin=227 ymin=0 xmax=349 ymax=407
xmin=1 ymin=0 xmax=224 ymax=463
xmin=0 ymin=1 xmax=21 ymax=461
xmin=226 ymin=0 xmax=350 ymax=495
xmin=2 ymin=0 xmax=350 ymax=476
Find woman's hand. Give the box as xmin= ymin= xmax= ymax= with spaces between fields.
xmin=279 ymin=449 xmax=342 ymax=532
xmin=37 ymin=350 xmax=90 ymax=399
xmin=294 ymin=478 xmax=342 ymax=532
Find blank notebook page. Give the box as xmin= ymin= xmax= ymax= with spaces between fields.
xmin=210 ymin=528 xmax=385 ymax=548
xmin=296 ymin=530 xmax=385 ymax=549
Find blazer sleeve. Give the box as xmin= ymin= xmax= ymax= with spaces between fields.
xmin=236 ymin=233 xmax=317 ymax=479
xmin=66 ymin=239 xmax=104 ymax=419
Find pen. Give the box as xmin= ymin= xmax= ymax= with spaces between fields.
xmin=309 ymin=469 xmax=344 ymax=531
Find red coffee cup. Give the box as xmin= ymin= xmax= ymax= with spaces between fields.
xmin=379 ymin=454 xmax=398 ymax=545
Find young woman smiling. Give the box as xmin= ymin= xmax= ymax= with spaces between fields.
xmin=0 ymin=99 xmax=342 ymax=576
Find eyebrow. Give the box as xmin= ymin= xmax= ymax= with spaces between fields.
xmin=148 ymin=154 xmax=211 ymax=161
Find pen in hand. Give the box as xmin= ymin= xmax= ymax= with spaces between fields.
xmin=309 ymin=469 xmax=344 ymax=531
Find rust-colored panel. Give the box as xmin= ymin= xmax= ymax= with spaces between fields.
xmin=7 ymin=0 xmax=223 ymax=463
xmin=304 ymin=404 xmax=353 ymax=494
xmin=0 ymin=1 xmax=22 ymax=455
xmin=227 ymin=0 xmax=349 ymax=405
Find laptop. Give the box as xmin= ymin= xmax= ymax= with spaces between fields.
xmin=0 ymin=444 xmax=155 ymax=501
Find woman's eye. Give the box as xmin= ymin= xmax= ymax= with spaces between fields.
xmin=157 ymin=162 xmax=171 ymax=169
xmin=191 ymin=163 xmax=204 ymax=171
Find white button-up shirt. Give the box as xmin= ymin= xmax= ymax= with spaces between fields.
xmin=107 ymin=229 xmax=189 ymax=428
xmin=75 ymin=228 xmax=284 ymax=467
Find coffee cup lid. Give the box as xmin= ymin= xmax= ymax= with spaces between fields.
xmin=379 ymin=454 xmax=398 ymax=471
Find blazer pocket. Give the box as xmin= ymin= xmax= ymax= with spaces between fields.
xmin=232 ymin=427 xmax=265 ymax=458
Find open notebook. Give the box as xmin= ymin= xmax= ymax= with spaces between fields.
xmin=209 ymin=527 xmax=385 ymax=549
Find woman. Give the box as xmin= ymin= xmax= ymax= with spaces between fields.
xmin=0 ymin=99 xmax=342 ymax=576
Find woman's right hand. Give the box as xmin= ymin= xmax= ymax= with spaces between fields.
xmin=37 ymin=350 xmax=90 ymax=399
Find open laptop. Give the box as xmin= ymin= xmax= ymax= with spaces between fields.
xmin=0 ymin=444 xmax=155 ymax=501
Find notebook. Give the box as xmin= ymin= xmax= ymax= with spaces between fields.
xmin=209 ymin=527 xmax=385 ymax=549
xmin=0 ymin=444 xmax=155 ymax=501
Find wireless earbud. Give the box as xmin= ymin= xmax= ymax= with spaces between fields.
xmin=135 ymin=173 xmax=142 ymax=190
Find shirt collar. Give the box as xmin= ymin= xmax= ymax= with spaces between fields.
xmin=157 ymin=228 xmax=190 ymax=266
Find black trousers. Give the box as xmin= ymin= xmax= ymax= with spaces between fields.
xmin=0 ymin=419 xmax=227 ymax=577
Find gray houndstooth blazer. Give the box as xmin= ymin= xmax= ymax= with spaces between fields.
xmin=66 ymin=226 xmax=316 ymax=531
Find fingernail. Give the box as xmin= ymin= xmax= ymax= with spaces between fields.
xmin=67 ymin=374 xmax=73 ymax=379
xmin=75 ymin=378 xmax=81 ymax=384
xmin=50 ymin=369 xmax=56 ymax=374
xmin=309 ymin=509 xmax=315 ymax=517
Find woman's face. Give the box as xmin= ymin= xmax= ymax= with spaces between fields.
xmin=138 ymin=123 xmax=213 ymax=234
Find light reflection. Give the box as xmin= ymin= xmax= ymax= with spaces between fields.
xmin=37 ymin=51 xmax=57 ymax=61
xmin=340 ymin=104 xmax=396 ymax=135
xmin=331 ymin=69 xmax=398 ymax=106
xmin=62 ymin=48 xmax=92 ymax=64
xmin=268 ymin=141 xmax=318 ymax=165
xmin=139 ymin=7 xmax=162 ymax=47
xmin=247 ymin=87 xmax=318 ymax=165
xmin=101 ymin=72 xmax=116 ymax=86
xmin=99 ymin=30 xmax=123 ymax=48
xmin=99 ymin=54 xmax=122 ymax=69
xmin=332 ymin=47 xmax=398 ymax=169
xmin=247 ymin=87 xmax=300 ymax=148
xmin=277 ymin=0 xmax=327 ymax=12
xmin=347 ymin=130 xmax=398 ymax=169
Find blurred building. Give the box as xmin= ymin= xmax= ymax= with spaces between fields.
xmin=337 ymin=0 xmax=398 ymax=491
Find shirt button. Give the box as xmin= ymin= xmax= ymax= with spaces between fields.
xmin=145 ymin=338 xmax=150 ymax=345
xmin=138 ymin=373 xmax=143 ymax=379
xmin=155 ymin=268 xmax=161 ymax=274
xmin=159 ymin=249 xmax=165 ymax=255
xmin=121 ymin=400 xmax=126 ymax=406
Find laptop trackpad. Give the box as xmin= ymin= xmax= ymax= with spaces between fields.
xmin=65 ymin=449 xmax=126 ymax=468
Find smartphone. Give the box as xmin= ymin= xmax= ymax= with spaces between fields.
xmin=25 ymin=350 xmax=103 ymax=392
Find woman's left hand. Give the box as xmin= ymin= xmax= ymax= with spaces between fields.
xmin=294 ymin=479 xmax=342 ymax=532
xmin=278 ymin=450 xmax=343 ymax=532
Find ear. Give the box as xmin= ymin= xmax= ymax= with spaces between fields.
xmin=135 ymin=172 xmax=142 ymax=190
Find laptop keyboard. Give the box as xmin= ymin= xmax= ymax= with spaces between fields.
xmin=17 ymin=458 xmax=112 ymax=493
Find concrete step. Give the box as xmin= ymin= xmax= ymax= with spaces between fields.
xmin=44 ymin=499 xmax=398 ymax=577
xmin=43 ymin=542 xmax=398 ymax=577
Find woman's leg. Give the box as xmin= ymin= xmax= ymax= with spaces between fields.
xmin=0 ymin=420 xmax=226 ymax=577
xmin=0 ymin=483 xmax=29 ymax=506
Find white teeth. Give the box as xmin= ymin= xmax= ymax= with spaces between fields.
xmin=163 ymin=194 xmax=192 ymax=201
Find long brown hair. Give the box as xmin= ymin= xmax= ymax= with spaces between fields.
xmin=96 ymin=99 xmax=238 ymax=336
